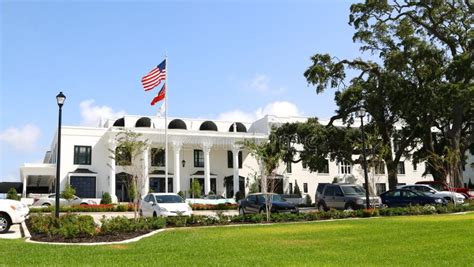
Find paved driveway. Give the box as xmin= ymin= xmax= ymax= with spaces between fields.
xmin=0 ymin=224 xmax=22 ymax=239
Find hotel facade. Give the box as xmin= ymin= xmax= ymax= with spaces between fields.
xmin=19 ymin=115 xmax=436 ymax=202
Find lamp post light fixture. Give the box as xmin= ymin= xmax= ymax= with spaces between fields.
xmin=55 ymin=92 xmax=66 ymax=218
xmin=356 ymin=107 xmax=371 ymax=209
xmin=181 ymin=159 xmax=186 ymax=168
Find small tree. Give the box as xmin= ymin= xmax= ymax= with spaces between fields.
xmin=293 ymin=181 xmax=302 ymax=198
xmin=190 ymin=179 xmax=201 ymax=198
xmin=6 ymin=188 xmax=20 ymax=201
xmin=240 ymin=138 xmax=284 ymax=222
xmin=61 ymin=183 xmax=76 ymax=201
xmin=100 ymin=192 xmax=112 ymax=204
xmin=305 ymin=194 xmax=312 ymax=206
xmin=110 ymin=129 xmax=149 ymax=219
xmin=177 ymin=191 xmax=186 ymax=199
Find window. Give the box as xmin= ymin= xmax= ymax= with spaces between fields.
xmin=324 ymin=185 xmax=335 ymax=197
xmin=397 ymin=161 xmax=405 ymax=174
xmin=319 ymin=160 xmax=329 ymax=174
xmin=425 ymin=162 xmax=430 ymax=174
xmin=151 ymin=148 xmax=165 ymax=167
xmin=338 ymin=161 xmax=352 ymax=174
xmin=289 ymin=183 xmax=293 ymax=194
xmin=303 ymin=183 xmax=308 ymax=193
xmin=374 ymin=161 xmax=385 ymax=174
xmin=286 ymin=162 xmax=292 ymax=173
xmin=393 ymin=139 xmax=400 ymax=153
xmin=302 ymin=161 xmax=307 ymax=169
xmin=376 ymin=183 xmax=386 ymax=195
xmin=227 ymin=151 xmax=242 ymax=169
xmin=70 ymin=176 xmax=96 ymax=198
xmin=413 ymin=163 xmax=417 ymax=171
xmin=194 ymin=150 xmax=204 ymax=167
xmin=74 ymin=146 xmax=91 ymax=165
xmin=116 ymin=146 xmax=131 ymax=166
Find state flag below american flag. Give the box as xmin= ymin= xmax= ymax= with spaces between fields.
xmin=142 ymin=59 xmax=166 ymax=91
xmin=150 ymin=83 xmax=166 ymax=106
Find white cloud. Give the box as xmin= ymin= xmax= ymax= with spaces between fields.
xmin=248 ymin=74 xmax=285 ymax=94
xmin=0 ymin=124 xmax=41 ymax=153
xmin=80 ymin=99 xmax=126 ymax=127
xmin=217 ymin=101 xmax=303 ymax=122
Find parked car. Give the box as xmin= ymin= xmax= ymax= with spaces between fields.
xmin=0 ymin=199 xmax=29 ymax=233
xmin=186 ymin=194 xmax=236 ymax=205
xmin=398 ymin=184 xmax=465 ymax=204
xmin=380 ymin=188 xmax=447 ymax=207
xmin=316 ymin=183 xmax=381 ymax=211
xmin=238 ymin=193 xmax=299 ymax=215
xmin=415 ymin=181 xmax=474 ymax=199
xmin=140 ymin=193 xmax=192 ymax=217
xmin=31 ymin=194 xmax=95 ymax=207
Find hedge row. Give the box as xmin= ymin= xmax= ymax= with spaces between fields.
xmin=29 ymin=204 xmax=135 ymax=213
xmin=27 ymin=203 xmax=474 ymax=239
xmin=28 ymin=214 xmax=165 ymax=239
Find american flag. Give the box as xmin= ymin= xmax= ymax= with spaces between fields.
xmin=150 ymin=83 xmax=166 ymax=106
xmin=141 ymin=59 xmax=166 ymax=91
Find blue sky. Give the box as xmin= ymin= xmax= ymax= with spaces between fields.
xmin=0 ymin=0 xmax=361 ymax=182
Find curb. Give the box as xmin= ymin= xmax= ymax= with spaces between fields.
xmin=25 ymin=229 xmax=165 ymax=246
xmin=21 ymin=221 xmax=31 ymax=239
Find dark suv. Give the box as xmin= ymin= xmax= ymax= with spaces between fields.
xmin=315 ymin=183 xmax=381 ymax=211
xmin=238 ymin=193 xmax=299 ymax=215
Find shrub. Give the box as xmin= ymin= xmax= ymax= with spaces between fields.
xmin=178 ymin=191 xmax=186 ymax=199
xmin=61 ymin=183 xmax=76 ymax=201
xmin=6 ymin=188 xmax=21 ymax=200
xmin=166 ymin=216 xmax=189 ymax=227
xmin=294 ymin=181 xmax=302 ymax=198
xmin=99 ymin=216 xmax=164 ymax=234
xmin=305 ymin=194 xmax=312 ymax=206
xmin=100 ymin=192 xmax=112 ymax=204
xmin=28 ymin=214 xmax=96 ymax=239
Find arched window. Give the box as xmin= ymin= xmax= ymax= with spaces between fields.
xmin=135 ymin=117 xmax=151 ymax=128
xmin=113 ymin=118 xmax=125 ymax=127
xmin=168 ymin=119 xmax=187 ymax=130
xmin=228 ymin=122 xmax=247 ymax=132
xmin=199 ymin=121 xmax=218 ymax=131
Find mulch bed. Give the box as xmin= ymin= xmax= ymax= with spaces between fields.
xmin=28 ymin=230 xmax=151 ymax=243
xmin=25 ymin=220 xmax=152 ymax=243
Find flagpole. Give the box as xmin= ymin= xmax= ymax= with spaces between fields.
xmin=164 ymin=54 xmax=169 ymax=193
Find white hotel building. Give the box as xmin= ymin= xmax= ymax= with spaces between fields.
xmin=19 ymin=115 xmax=434 ymax=202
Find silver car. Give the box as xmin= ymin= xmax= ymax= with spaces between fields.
xmin=32 ymin=194 xmax=94 ymax=207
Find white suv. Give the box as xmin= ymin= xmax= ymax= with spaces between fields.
xmin=398 ymin=184 xmax=465 ymax=204
xmin=0 ymin=199 xmax=29 ymax=233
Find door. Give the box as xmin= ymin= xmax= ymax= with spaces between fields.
xmin=333 ymin=186 xmax=346 ymax=209
xmin=322 ymin=185 xmax=336 ymax=208
xmin=70 ymin=176 xmax=96 ymax=198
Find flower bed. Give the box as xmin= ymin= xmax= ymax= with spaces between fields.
xmin=29 ymin=204 xmax=135 ymax=213
xmin=190 ymin=203 xmax=238 ymax=210
xmin=27 ymin=214 xmax=165 ymax=243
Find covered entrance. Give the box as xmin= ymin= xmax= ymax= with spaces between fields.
xmin=224 ymin=175 xmax=245 ymax=198
xmin=116 ymin=172 xmax=132 ymax=202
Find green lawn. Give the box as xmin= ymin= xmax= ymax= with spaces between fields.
xmin=1 ymin=213 xmax=473 ymax=266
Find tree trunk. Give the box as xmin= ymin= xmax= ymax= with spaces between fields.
xmin=385 ymin=159 xmax=398 ymax=190
xmin=446 ymin=103 xmax=464 ymax=188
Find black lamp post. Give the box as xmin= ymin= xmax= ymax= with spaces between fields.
xmin=55 ymin=92 xmax=66 ymax=218
xmin=356 ymin=107 xmax=371 ymax=209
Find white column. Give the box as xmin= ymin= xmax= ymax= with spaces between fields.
xmin=203 ymin=144 xmax=211 ymax=195
xmin=142 ymin=146 xmax=150 ymax=196
xmin=109 ymin=140 xmax=117 ymax=203
xmin=22 ymin=174 xmax=27 ymax=198
xmin=232 ymin=146 xmax=240 ymax=197
xmin=172 ymin=142 xmax=182 ymax=193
